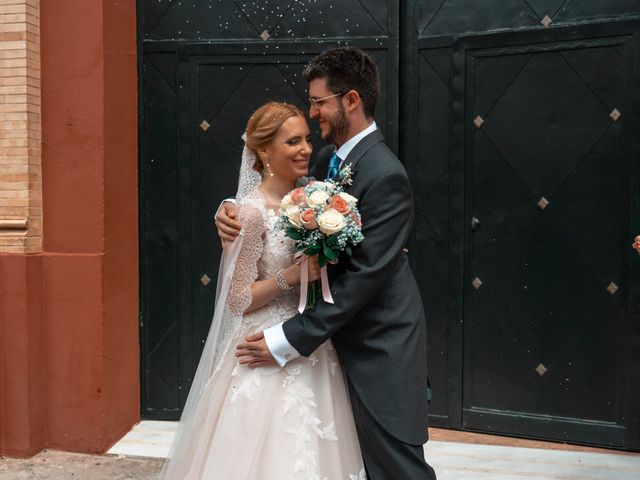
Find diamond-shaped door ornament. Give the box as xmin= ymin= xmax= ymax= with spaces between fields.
xmin=609 ymin=108 xmax=621 ymax=122
xmin=472 ymin=277 xmax=483 ymax=290
xmin=606 ymin=282 xmax=618 ymax=295
xmin=199 ymin=120 xmax=211 ymax=132
xmin=540 ymin=15 xmax=553 ymax=27
xmin=538 ymin=197 xmax=550 ymax=210
xmin=473 ymin=115 xmax=485 ymax=128
xmin=200 ymin=274 xmax=211 ymax=287
xmin=535 ymin=363 xmax=548 ymax=376
xmin=260 ymin=30 xmax=271 ymax=41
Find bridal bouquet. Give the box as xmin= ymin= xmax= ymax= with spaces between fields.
xmin=275 ymin=165 xmax=364 ymax=311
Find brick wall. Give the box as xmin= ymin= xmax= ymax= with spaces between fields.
xmin=0 ymin=0 xmax=41 ymax=253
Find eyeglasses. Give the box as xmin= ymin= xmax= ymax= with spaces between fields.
xmin=309 ymin=92 xmax=344 ymax=109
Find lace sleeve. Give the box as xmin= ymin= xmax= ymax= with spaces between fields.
xmin=226 ymin=203 xmax=267 ymax=316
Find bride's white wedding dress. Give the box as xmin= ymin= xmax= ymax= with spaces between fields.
xmin=159 ymin=189 xmax=365 ymax=480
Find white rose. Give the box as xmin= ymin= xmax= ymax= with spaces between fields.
xmin=308 ymin=190 xmax=330 ymax=208
xmin=280 ymin=193 xmax=293 ymax=213
xmin=318 ymin=208 xmax=346 ymax=235
xmin=285 ymin=206 xmax=303 ymax=228
xmin=338 ymin=192 xmax=358 ymax=206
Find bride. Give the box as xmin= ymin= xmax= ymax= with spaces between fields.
xmin=158 ymin=102 xmax=366 ymax=479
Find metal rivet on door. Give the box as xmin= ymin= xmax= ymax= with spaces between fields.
xmin=609 ymin=109 xmax=621 ymax=122
xmin=536 ymin=363 xmax=548 ymax=376
xmin=538 ymin=197 xmax=550 ymax=210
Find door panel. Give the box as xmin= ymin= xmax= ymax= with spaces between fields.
xmin=412 ymin=46 xmax=454 ymax=424
xmin=185 ymin=48 xmax=393 ymax=416
xmin=459 ymin=27 xmax=635 ymax=447
xmin=418 ymin=0 xmax=640 ymax=38
xmin=140 ymin=52 xmax=181 ymax=415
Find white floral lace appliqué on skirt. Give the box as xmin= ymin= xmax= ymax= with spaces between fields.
xmin=169 ymin=330 xmax=365 ymax=479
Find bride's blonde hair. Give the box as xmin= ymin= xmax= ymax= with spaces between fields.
xmin=245 ymin=102 xmax=305 ymax=173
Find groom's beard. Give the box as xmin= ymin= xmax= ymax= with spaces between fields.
xmin=325 ymin=103 xmax=349 ymax=147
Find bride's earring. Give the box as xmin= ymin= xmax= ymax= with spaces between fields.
xmin=260 ymin=150 xmax=274 ymax=177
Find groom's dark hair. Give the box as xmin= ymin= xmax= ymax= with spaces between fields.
xmin=303 ymin=47 xmax=380 ymax=119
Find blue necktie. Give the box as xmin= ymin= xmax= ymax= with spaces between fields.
xmin=326 ymin=152 xmax=341 ymax=180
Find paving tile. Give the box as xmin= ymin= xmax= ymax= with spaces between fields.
xmin=425 ymin=441 xmax=640 ymax=480
xmin=104 ymin=421 xmax=640 ymax=479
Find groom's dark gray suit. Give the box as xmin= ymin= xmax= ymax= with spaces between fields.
xmin=283 ymin=129 xmax=436 ymax=479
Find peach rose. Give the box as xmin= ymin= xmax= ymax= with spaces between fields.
xmin=338 ymin=192 xmax=358 ymax=206
xmin=301 ymin=209 xmax=318 ymax=230
xmin=329 ymin=195 xmax=350 ymax=214
xmin=291 ymin=187 xmax=307 ymax=206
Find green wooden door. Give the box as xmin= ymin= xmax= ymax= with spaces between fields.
xmin=458 ymin=22 xmax=638 ymax=448
xmin=405 ymin=2 xmax=640 ymax=450
xmin=138 ymin=0 xmax=640 ymax=450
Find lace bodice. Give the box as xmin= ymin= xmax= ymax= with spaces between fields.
xmin=226 ymin=189 xmax=299 ymax=332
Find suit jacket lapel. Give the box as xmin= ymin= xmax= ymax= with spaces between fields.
xmin=312 ymin=129 xmax=384 ymax=181
xmin=342 ymin=129 xmax=385 ymax=171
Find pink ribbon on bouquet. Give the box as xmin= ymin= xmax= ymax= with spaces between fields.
xmin=295 ymin=252 xmax=334 ymax=313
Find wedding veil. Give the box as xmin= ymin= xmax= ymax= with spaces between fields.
xmin=158 ymin=136 xmax=261 ymax=478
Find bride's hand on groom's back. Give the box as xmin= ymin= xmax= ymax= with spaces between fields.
xmin=215 ymin=202 xmax=242 ymax=245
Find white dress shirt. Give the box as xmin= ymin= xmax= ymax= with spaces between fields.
xmin=264 ymin=121 xmax=378 ymax=367
xmin=214 ymin=198 xmax=235 ymax=219
xmin=335 ymin=121 xmax=378 ymax=168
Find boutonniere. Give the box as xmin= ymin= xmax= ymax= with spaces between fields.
xmin=337 ymin=164 xmax=354 ymax=186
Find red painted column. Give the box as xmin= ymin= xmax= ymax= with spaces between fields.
xmin=0 ymin=0 xmax=138 ymax=457
xmin=0 ymin=255 xmax=45 ymax=458
xmin=40 ymin=0 xmax=107 ymax=453
xmin=41 ymin=0 xmax=139 ymax=453
xmin=101 ymin=0 xmax=140 ymax=449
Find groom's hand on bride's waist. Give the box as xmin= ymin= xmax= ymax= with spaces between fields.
xmin=236 ymin=331 xmax=278 ymax=368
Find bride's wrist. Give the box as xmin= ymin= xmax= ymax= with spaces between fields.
xmin=281 ymin=265 xmax=300 ymax=286
xmin=275 ymin=267 xmax=297 ymax=291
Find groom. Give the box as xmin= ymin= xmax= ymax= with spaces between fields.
xmin=219 ymin=47 xmax=436 ymax=479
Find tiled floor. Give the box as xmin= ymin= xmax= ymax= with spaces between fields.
xmin=424 ymin=441 xmax=640 ymax=480
xmin=107 ymin=421 xmax=175 ymax=459
xmin=108 ymin=421 xmax=640 ymax=479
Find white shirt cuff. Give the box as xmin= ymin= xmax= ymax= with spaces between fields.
xmin=214 ymin=198 xmax=236 ymax=219
xmin=263 ymin=322 xmax=300 ymax=367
